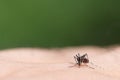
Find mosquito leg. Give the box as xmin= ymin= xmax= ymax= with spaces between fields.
xmin=74 ymin=56 xmax=78 ymax=63
xmin=86 ymin=65 xmax=95 ymax=69
xmin=76 ymin=55 xmax=79 ymax=58
xmin=86 ymin=53 xmax=89 ymax=59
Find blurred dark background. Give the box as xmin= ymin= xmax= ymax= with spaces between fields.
xmin=0 ymin=0 xmax=120 ymax=49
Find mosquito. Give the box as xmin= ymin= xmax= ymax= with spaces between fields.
xmin=73 ymin=53 xmax=104 ymax=70
xmin=74 ymin=53 xmax=89 ymax=66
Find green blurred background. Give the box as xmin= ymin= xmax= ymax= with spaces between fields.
xmin=0 ymin=0 xmax=120 ymax=49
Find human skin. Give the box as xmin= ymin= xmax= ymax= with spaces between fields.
xmin=0 ymin=46 xmax=120 ymax=80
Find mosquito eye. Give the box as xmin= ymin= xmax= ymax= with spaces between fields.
xmin=83 ymin=58 xmax=89 ymax=63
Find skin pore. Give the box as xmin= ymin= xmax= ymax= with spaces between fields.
xmin=0 ymin=46 xmax=120 ymax=80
